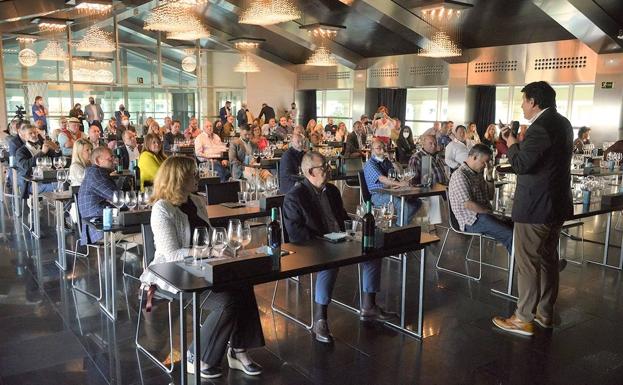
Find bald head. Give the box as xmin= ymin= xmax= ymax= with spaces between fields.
xmin=421 ymin=134 xmax=437 ymax=154
xmin=91 ymin=146 xmax=113 ymax=170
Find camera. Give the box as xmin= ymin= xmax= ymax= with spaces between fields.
xmin=15 ymin=105 xmax=25 ymax=120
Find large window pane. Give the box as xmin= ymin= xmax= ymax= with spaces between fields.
xmin=552 ymin=85 xmax=570 ymax=117
xmin=324 ymin=90 xmax=351 ymax=118
xmin=405 ymin=121 xmax=435 ymax=136
xmin=570 ymin=84 xmax=594 ymax=127
xmin=495 ymin=86 xmax=511 ymax=123
xmin=406 ymin=88 xmax=438 ymax=121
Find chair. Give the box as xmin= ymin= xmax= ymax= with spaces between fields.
xmin=135 ymin=223 xmax=175 ymax=374
xmin=342 ymin=157 xmax=362 ymax=190
xmin=559 ymin=220 xmax=585 ymax=264
xmin=358 ymin=170 xmax=371 ymax=204
xmin=435 ymin=193 xmax=510 ymax=281
xmin=71 ymin=189 xmax=104 ymax=301
xmin=205 ymin=181 xmax=241 ymax=205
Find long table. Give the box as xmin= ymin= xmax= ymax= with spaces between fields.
xmin=373 ymin=183 xmax=447 ymax=226
xmin=86 ymin=203 xmax=269 ymax=321
xmin=149 ymin=233 xmax=439 ymax=385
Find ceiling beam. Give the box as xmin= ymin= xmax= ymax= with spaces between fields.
xmin=206 ymin=0 xmax=362 ymax=69
xmin=531 ymin=0 xmax=622 ymax=53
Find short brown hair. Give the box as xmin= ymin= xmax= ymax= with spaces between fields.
xmin=151 ymin=156 xmax=196 ymax=205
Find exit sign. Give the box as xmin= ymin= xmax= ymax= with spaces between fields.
xmin=601 ymin=81 xmax=614 ymax=89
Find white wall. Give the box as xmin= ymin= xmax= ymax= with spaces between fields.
xmin=245 ymin=55 xmax=296 ymax=120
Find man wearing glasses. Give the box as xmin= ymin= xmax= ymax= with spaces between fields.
xmin=283 ymin=151 xmax=397 ymax=344
xmin=363 ymin=138 xmax=420 ymax=226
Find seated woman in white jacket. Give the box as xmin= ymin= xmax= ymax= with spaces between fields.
xmin=69 ymin=138 xmax=94 ymax=186
xmin=139 ymin=156 xmax=264 ymax=380
xmin=444 ymin=125 xmax=475 ymax=172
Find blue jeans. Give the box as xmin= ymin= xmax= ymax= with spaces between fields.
xmin=314 ymin=259 xmax=382 ymax=305
xmin=464 ymin=213 xmax=513 ymax=255
xmin=29 ymin=182 xmax=56 ymax=195
xmin=210 ymin=160 xmax=231 ymax=183
xmin=371 ymin=193 xmax=421 ymax=227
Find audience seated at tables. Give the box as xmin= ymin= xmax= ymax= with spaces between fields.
xmin=283 ymin=151 xmax=396 ymax=344
xmin=77 ymin=147 xmax=116 ymax=244
xmin=69 ymin=139 xmax=93 ymax=187
xmin=305 ymin=119 xmax=316 ymax=137
xmin=448 ymin=144 xmax=513 ymax=254
xmin=324 ymin=117 xmax=337 ymax=134
xmin=437 ymin=121 xmax=453 ymax=149
xmin=334 ymin=122 xmax=347 ymax=143
xmin=364 ymin=139 xmax=420 ymax=226
xmin=138 ymin=134 xmax=166 ymax=189
xmin=274 ymin=116 xmax=290 ymax=140
xmin=162 ymin=116 xmax=172 ymax=134
xmin=184 ymin=118 xmax=201 ymax=140
xmin=162 ymin=120 xmax=184 ymax=152
xmin=252 ymin=125 xmax=269 ymax=152
xmin=118 ymin=129 xmax=140 ymax=170
xmin=50 ymin=117 xmax=64 ymax=142
xmin=278 ymin=133 xmax=305 ymax=194
xmin=58 ymin=117 xmax=83 ymax=156
xmin=105 ymin=118 xmax=118 ymax=139
xmin=344 ymin=121 xmax=367 ymax=158
xmin=87 ymin=124 xmax=105 ymax=148
xmin=139 ymin=156 xmax=264 ymax=379
xmin=8 ymin=122 xmax=26 ymax=159
xmin=396 ymin=126 xmax=416 ymax=163
xmin=445 ymin=125 xmax=474 ymax=172
xmin=15 ymin=125 xmax=59 ymax=198
xmin=195 ymin=120 xmax=230 ymax=182
xmin=261 ymin=118 xmax=277 ymax=137
xmin=223 ymin=115 xmax=236 ymax=138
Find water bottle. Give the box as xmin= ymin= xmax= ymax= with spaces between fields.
xmin=103 ymin=207 xmax=113 ymax=229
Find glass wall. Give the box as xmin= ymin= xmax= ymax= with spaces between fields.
xmin=405 ymin=87 xmax=448 ymax=135
xmin=316 ymin=89 xmax=352 ymax=129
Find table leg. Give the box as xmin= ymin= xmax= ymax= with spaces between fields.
xmin=179 ymin=292 xmax=187 ymax=385
xmin=193 ymin=292 xmax=201 ymax=385
xmin=100 ymin=231 xmax=116 ymax=320
xmin=417 ymin=248 xmax=425 ymax=337
xmin=400 ymin=196 xmax=406 ymax=228
xmin=400 ymin=253 xmax=407 ymax=329
xmin=32 ymin=181 xmax=40 ymax=238
xmin=54 ymin=200 xmax=67 ymax=270
xmin=110 ymin=232 xmax=117 ymax=319
xmin=0 ymin=163 xmax=5 ymax=202
xmin=587 ymin=212 xmax=622 ymax=270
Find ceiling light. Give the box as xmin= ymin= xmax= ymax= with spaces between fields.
xmin=166 ymin=0 xmax=208 ymax=7
xmin=239 ymin=0 xmax=301 ymax=26
xmin=76 ymin=25 xmax=115 ymax=52
xmin=416 ymin=1 xmax=468 ymax=58
xmin=229 ymin=37 xmax=265 ymax=51
xmin=16 ymin=36 xmax=37 ymax=44
xmin=144 ymin=2 xmax=189 ymax=32
xmin=234 ymin=54 xmax=260 ymax=72
xmin=306 ymin=46 xmax=337 ymax=66
xmin=18 ymin=49 xmax=38 ymax=67
xmin=39 ymin=41 xmax=67 ymax=61
xmin=31 ymin=17 xmax=72 ymax=32
xmin=65 ymin=58 xmax=114 ymax=83
xmin=182 ymin=55 xmax=197 ymax=72
xmin=418 ymin=31 xmax=461 ymax=57
xmin=300 ymin=23 xmax=345 ymax=39
xmin=166 ymin=16 xmax=210 ymax=40
xmin=74 ymin=1 xmax=113 ymax=16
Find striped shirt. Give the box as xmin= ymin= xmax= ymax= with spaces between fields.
xmin=448 ymin=163 xmax=492 ymax=230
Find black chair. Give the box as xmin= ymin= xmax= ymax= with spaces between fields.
xmin=135 ymin=223 xmax=175 ymax=374
xmin=205 ymin=181 xmax=241 ymax=205
xmin=358 ymin=170 xmax=371 ymax=204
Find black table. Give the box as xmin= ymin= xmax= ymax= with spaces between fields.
xmin=372 ymin=183 xmax=447 ymax=226
xmin=150 ymin=234 xmax=439 ymax=385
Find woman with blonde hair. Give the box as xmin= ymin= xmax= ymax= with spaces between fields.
xmin=138 ymin=133 xmax=167 ymax=189
xmin=310 ymin=121 xmax=324 ymax=146
xmin=148 ymin=121 xmax=163 ymax=139
xmin=69 ymin=138 xmax=94 ymax=187
xmin=481 ymin=123 xmax=497 ymax=148
xmin=139 ymin=156 xmax=264 ymax=379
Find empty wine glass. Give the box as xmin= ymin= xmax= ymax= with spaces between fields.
xmin=192 ymin=227 xmax=210 ymax=265
xmin=56 ymin=169 xmax=67 ymax=192
xmin=53 ymin=157 xmax=62 ymax=170
xmin=384 ymin=201 xmax=395 ymax=226
xmin=137 ymin=192 xmax=146 ymax=209
xmin=211 ymin=227 xmax=227 ymax=257
xmin=126 ymin=191 xmax=137 ymax=211
xmin=112 ymin=190 xmax=125 ymax=210
xmin=227 ymin=219 xmax=243 ymax=258
xmin=43 ymin=157 xmax=52 ymax=169
xmin=388 ymin=169 xmax=397 ymax=180
xmin=36 ymin=157 xmax=43 ymax=168
xmin=241 ymin=223 xmax=252 ymax=249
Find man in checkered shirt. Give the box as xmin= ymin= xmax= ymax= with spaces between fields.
xmin=448 ymin=144 xmax=513 ymax=254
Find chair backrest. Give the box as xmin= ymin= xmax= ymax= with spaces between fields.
xmin=343 ymin=157 xmax=363 ymax=173
xmin=73 ymin=191 xmax=83 ymax=238
xmin=445 ymin=190 xmax=462 ymax=233
xmin=141 ymin=223 xmax=156 ymax=267
xmin=206 ymin=180 xmax=241 ymax=205
xmin=358 ymin=170 xmax=371 ymax=203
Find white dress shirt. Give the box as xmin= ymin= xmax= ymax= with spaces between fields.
xmin=444 ymin=138 xmax=474 ymax=169
xmin=195 ymin=132 xmax=227 ymax=160
xmin=126 ymin=145 xmax=140 ymax=164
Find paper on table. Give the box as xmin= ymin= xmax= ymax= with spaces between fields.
xmin=324 ymin=232 xmax=348 ymax=241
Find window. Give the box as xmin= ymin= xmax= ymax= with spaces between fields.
xmin=507 ymin=84 xmax=590 ymax=126
xmin=495 ymin=86 xmax=511 ymax=123
xmin=570 ymin=84 xmax=594 ymax=127
xmin=404 ymin=87 xmax=448 ymax=135
xmin=316 ymin=89 xmax=352 ymax=129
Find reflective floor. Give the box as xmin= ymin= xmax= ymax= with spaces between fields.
xmin=2 ymin=193 xmax=623 ymax=385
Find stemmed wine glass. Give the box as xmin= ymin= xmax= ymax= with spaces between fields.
xmin=227 ymin=219 xmax=243 ymax=258
xmin=112 ymin=191 xmax=125 ymax=223
xmin=53 ymin=157 xmax=63 ymax=170
xmin=43 ymin=157 xmax=52 ymax=169
xmin=126 ymin=191 xmax=137 ymax=211
xmin=56 ymin=169 xmax=67 ymax=192
xmin=384 ymin=201 xmax=395 ymax=227
xmin=241 ymin=223 xmax=252 ymax=249
xmin=192 ymin=227 xmax=210 ymax=265
xmin=211 ymin=227 xmax=227 ymax=257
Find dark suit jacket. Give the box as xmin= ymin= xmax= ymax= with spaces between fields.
xmin=258 ymin=106 xmax=275 ymax=123
xmin=278 ymin=147 xmax=304 ymax=195
xmin=118 ymin=145 xmax=130 ymax=170
xmin=283 ymin=180 xmax=349 ymax=243
xmin=237 ymin=108 xmax=248 ymax=127
xmin=507 ymin=108 xmax=573 ymax=224
xmin=15 ymin=144 xmax=58 ymax=198
xmin=8 ymin=135 xmax=24 ymax=157
xmin=344 ymin=131 xmax=365 ymax=157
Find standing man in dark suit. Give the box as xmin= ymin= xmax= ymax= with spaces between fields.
xmin=278 ymin=133 xmax=305 ymax=194
xmin=257 ymin=103 xmax=275 ymax=124
xmin=237 ymin=102 xmax=249 ymax=128
xmin=344 ymin=120 xmax=366 ymax=157
xmin=283 ymin=151 xmax=395 ymax=344
xmin=219 ymin=101 xmax=232 ymax=125
xmin=493 ymin=81 xmax=573 ymax=336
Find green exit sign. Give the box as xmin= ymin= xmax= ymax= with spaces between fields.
xmin=601 ymin=81 xmax=614 ymax=89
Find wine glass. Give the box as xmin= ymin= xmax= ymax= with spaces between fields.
xmin=388 ymin=169 xmax=397 ymax=181
xmin=112 ymin=190 xmax=125 ymax=210
xmin=56 ymin=169 xmax=67 ymax=192
xmin=241 ymin=223 xmax=252 ymax=249
xmin=192 ymin=227 xmax=210 ymax=265
xmin=211 ymin=227 xmax=227 ymax=257
xmin=53 ymin=157 xmax=62 ymax=170
xmin=36 ymin=157 xmax=43 ymax=168
xmin=126 ymin=191 xmax=137 ymax=211
xmin=43 ymin=157 xmax=52 ymax=169
xmin=356 ymin=204 xmax=366 ymax=219
xmin=227 ymin=219 xmax=243 ymax=258
xmin=384 ymin=201 xmax=395 ymax=226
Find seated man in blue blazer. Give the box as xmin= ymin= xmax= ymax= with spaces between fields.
xmin=278 ymin=133 xmax=305 ymax=194
xmin=283 ymin=151 xmax=396 ymax=344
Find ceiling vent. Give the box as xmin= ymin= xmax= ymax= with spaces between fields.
xmin=326 ymin=71 xmax=350 ymax=80
xmin=409 ymin=64 xmax=445 ymax=76
xmin=533 ymin=56 xmax=587 ymax=70
xmin=370 ymin=67 xmax=399 ymax=79
xmin=473 ymin=60 xmax=518 ymax=73
xmin=298 ymin=73 xmax=320 ymax=81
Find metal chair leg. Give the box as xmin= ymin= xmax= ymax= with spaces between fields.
xmin=271 ymin=275 xmax=314 ymax=330
xmin=71 ymin=243 xmax=103 ymax=301
xmin=436 ymin=231 xmax=483 ymax=281
xmin=135 ymin=289 xmax=174 ymax=374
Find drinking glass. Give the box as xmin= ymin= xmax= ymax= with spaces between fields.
xmin=192 ymin=227 xmax=210 ymax=265
xmin=211 ymin=227 xmax=227 ymax=256
xmin=388 ymin=169 xmax=397 ymax=180
xmin=241 ymin=223 xmax=252 ymax=249
xmin=56 ymin=170 xmax=67 ymax=192
xmin=53 ymin=157 xmax=62 ymax=170
xmin=36 ymin=157 xmax=43 ymax=168
xmin=373 ymin=206 xmax=386 ymax=227
xmin=43 ymin=157 xmax=52 ymax=169
xmin=237 ymin=191 xmax=247 ymax=204
xmin=112 ymin=191 xmax=125 ymax=210
xmin=356 ymin=204 xmax=366 ymax=219
xmin=384 ymin=201 xmax=395 ymax=226
xmin=344 ymin=220 xmax=355 ymax=236
xmin=227 ymin=219 xmax=243 ymax=258
xmin=126 ymin=191 xmax=137 ymax=211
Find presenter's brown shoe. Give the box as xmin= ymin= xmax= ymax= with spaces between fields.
xmin=492 ymin=315 xmax=534 ymax=336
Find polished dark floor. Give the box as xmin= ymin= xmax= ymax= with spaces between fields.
xmin=1 ymin=193 xmax=623 ymax=385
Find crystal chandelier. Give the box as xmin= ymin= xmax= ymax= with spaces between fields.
xmin=166 ymin=16 xmax=210 ymax=40
xmin=144 ymin=2 xmax=189 ymax=32
xmin=166 ymin=0 xmax=208 ymax=7
xmin=65 ymin=59 xmax=113 ymax=83
xmin=416 ymin=3 xmax=469 ymax=58
xmin=234 ymin=54 xmax=260 ymax=73
xmin=16 ymin=36 xmax=37 ymax=44
xmin=76 ymin=25 xmax=115 ymax=52
xmin=306 ymin=45 xmax=337 ymax=66
xmin=239 ymin=0 xmax=301 ymax=26
xmin=18 ymin=49 xmax=38 ymax=67
xmin=418 ymin=31 xmax=461 ymax=57
xmin=36 ymin=19 xmax=68 ymax=32
xmin=39 ymin=41 xmax=67 ymax=61
xmin=74 ymin=1 xmax=113 ymax=16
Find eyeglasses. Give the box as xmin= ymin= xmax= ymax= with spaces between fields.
xmin=308 ymin=163 xmax=330 ymax=174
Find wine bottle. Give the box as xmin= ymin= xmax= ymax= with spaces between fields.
xmin=115 ymin=145 xmax=123 ymax=173
xmin=362 ymin=201 xmax=375 ymax=252
xmin=267 ymin=207 xmax=282 ymax=270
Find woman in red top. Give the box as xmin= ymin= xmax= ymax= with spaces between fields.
xmin=252 ymin=125 xmax=269 ymax=151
